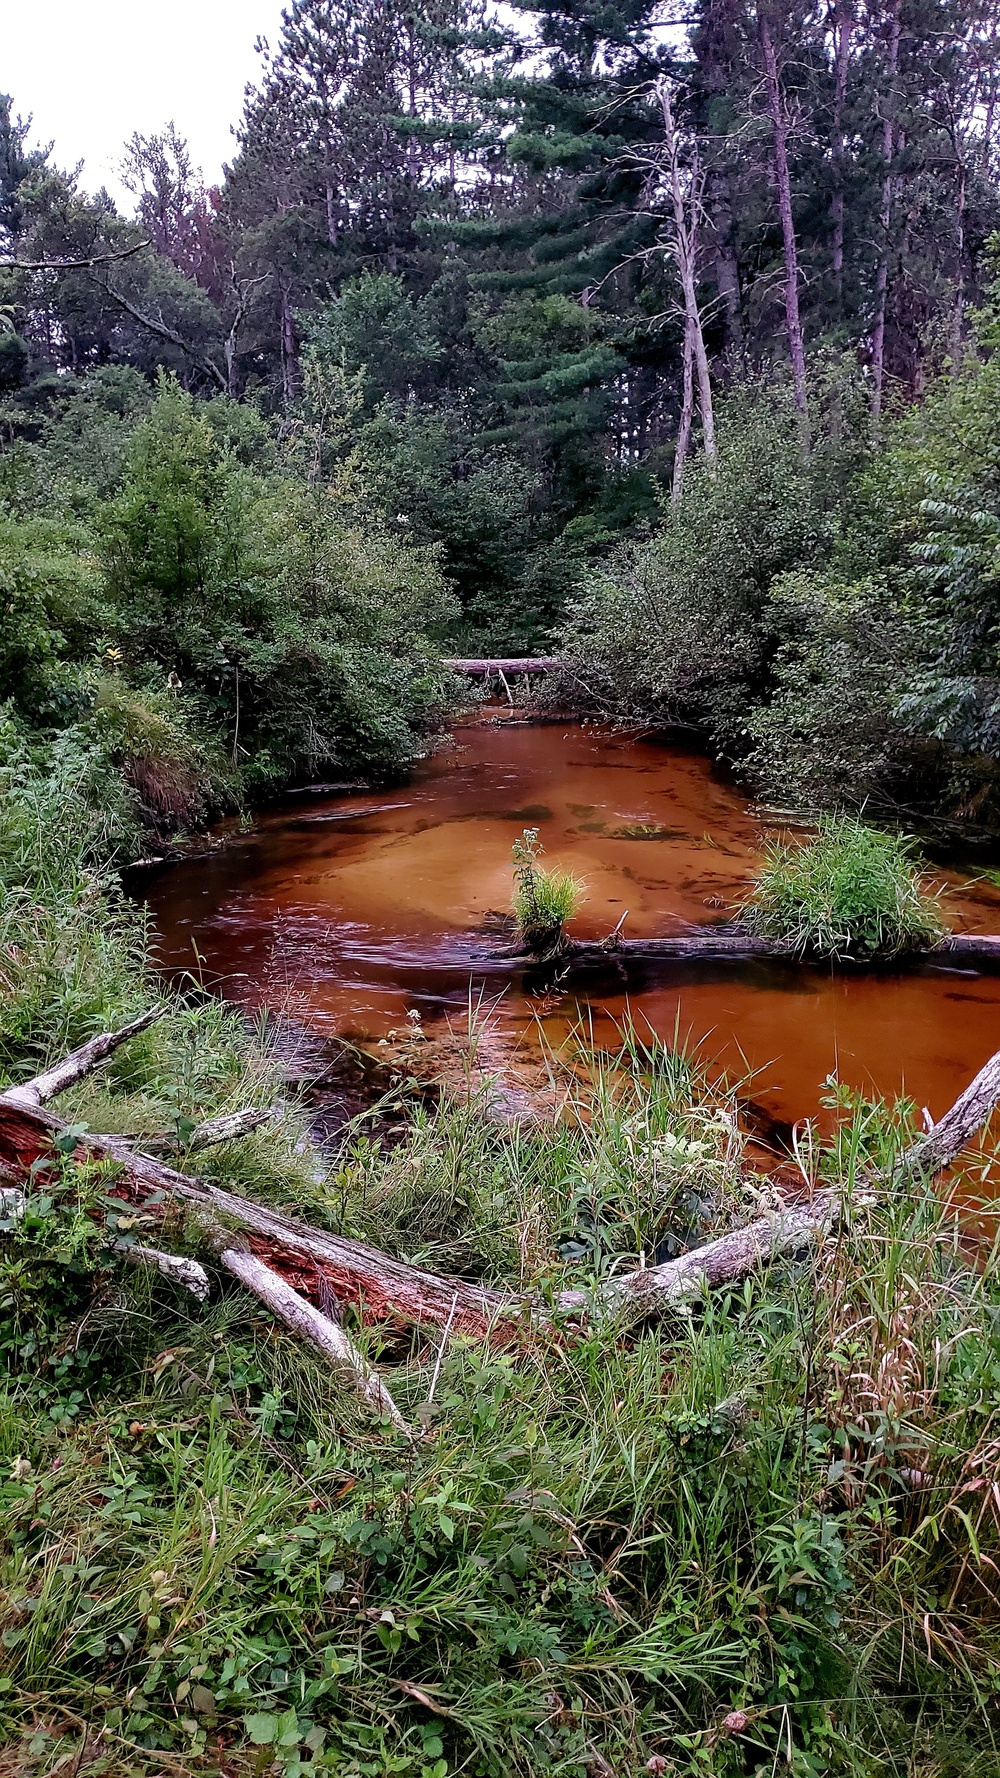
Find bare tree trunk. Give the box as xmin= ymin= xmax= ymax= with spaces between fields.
xmin=657 ymin=78 xmax=716 ymax=492
xmin=830 ymin=0 xmax=854 ymax=316
xmin=871 ymin=0 xmax=901 ymax=421
xmin=280 ymin=284 xmax=300 ymax=408
xmin=673 ymin=316 xmax=695 ymax=500
xmin=758 ymin=3 xmax=809 ymax=422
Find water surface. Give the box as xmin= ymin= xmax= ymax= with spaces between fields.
xmin=139 ymin=716 xmax=1000 ymax=1127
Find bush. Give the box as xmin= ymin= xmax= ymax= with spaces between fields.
xmin=741 ymin=815 xmax=946 ymax=958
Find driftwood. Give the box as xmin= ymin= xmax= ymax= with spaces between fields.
xmin=3 ymin=1015 xmax=1000 ymax=1419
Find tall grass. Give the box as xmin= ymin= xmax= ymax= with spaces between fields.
xmin=741 ymin=815 xmax=946 ymax=958
xmin=2 ymin=786 xmax=999 ymax=1774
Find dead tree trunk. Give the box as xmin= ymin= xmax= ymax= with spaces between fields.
xmin=758 ymin=2 xmax=809 ymax=424
xmin=656 ymin=77 xmax=716 ymax=494
xmin=871 ymin=0 xmax=901 ymax=421
xmin=4 ymin=1017 xmax=1000 ymax=1410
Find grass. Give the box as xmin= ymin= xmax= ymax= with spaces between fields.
xmin=511 ymin=827 xmax=585 ymax=953
xmin=741 ymin=815 xmax=947 ymax=959
xmin=2 ymin=775 xmax=1000 ymax=1776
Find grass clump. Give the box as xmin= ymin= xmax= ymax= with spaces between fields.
xmin=511 ymin=825 xmax=585 ymax=954
xmin=741 ymin=814 xmax=947 ymax=958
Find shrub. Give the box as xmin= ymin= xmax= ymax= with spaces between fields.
xmin=511 ymin=826 xmax=584 ymax=953
xmin=741 ymin=815 xmax=946 ymax=958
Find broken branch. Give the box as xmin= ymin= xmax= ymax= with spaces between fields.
xmin=0 ymin=1007 xmax=166 ymax=1108
xmin=219 ymin=1245 xmax=411 ymax=1434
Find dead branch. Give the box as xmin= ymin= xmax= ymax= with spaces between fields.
xmin=0 ymin=1006 xmax=166 ymax=1108
xmin=143 ymin=1106 xmax=275 ymax=1155
xmin=119 ymin=1243 xmax=211 ymax=1301
xmin=218 ymin=1245 xmax=411 ymax=1433
xmin=0 ymin=241 xmax=151 ymax=272
xmin=3 ymin=1019 xmax=1000 ymax=1403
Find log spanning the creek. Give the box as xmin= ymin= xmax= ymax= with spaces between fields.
xmin=444 ymin=656 xmax=562 ymax=676
xmin=473 ymin=929 xmax=1000 ymax=968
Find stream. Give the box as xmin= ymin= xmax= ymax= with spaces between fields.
xmin=137 ymin=713 xmax=1000 ymax=1130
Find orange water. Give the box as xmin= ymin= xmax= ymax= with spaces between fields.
xmin=137 ymin=716 xmax=1000 ymax=1127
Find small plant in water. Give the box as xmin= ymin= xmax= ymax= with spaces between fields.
xmin=741 ymin=814 xmax=946 ymax=958
xmin=511 ymin=826 xmax=585 ymax=954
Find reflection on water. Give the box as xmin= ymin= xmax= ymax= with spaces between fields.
xmin=137 ymin=716 xmax=1000 ymax=1126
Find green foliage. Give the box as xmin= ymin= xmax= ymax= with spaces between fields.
xmin=561 ymin=391 xmax=833 ymax=745
xmin=742 ymin=817 xmax=947 ymax=959
xmin=510 ymin=825 xmax=584 ymax=952
xmin=98 ymin=376 xmax=457 ymax=789
xmin=0 ymin=513 xmax=102 ymax=723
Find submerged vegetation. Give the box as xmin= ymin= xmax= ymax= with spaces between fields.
xmin=741 ymin=818 xmax=947 ymax=960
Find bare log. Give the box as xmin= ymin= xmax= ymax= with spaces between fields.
xmin=119 ymin=1243 xmax=211 ymax=1302
xmin=4 ymin=1017 xmax=1000 ymax=1370
xmin=444 ymin=657 xmax=561 ymax=676
xmin=0 ymin=1095 xmax=526 ymax=1342
xmin=219 ymin=1246 xmax=411 ymax=1433
xmin=564 ymin=1195 xmax=838 ymax=1324
xmin=900 ymin=1047 xmax=1000 ymax=1179
xmin=0 ymin=1007 xmax=165 ymax=1108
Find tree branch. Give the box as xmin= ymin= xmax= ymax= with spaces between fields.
xmin=0 ymin=1006 xmax=166 ymax=1108
xmin=0 ymin=240 xmax=151 ymax=272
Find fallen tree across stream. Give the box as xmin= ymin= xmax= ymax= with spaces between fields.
xmin=2 ymin=1015 xmax=999 ymax=1429
xmin=473 ymin=929 xmax=1000 ymax=967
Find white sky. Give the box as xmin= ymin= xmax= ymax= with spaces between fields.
xmin=4 ymin=0 xmax=287 ymax=208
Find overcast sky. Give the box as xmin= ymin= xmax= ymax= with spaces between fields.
xmin=4 ymin=0 xmax=286 ymax=208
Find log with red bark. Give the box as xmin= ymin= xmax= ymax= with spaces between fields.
xmin=3 ymin=1019 xmax=1000 ymax=1413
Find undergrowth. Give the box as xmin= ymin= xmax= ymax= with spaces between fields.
xmin=741 ymin=816 xmax=947 ymax=959
xmin=1 ymin=769 xmax=1000 ymax=1777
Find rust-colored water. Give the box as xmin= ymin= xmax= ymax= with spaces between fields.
xmin=138 ymin=717 xmax=1000 ymax=1128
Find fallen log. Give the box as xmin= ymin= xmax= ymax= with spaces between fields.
xmin=473 ymin=931 xmax=1000 ymax=968
xmin=444 ymin=657 xmax=561 ymax=676
xmin=4 ymin=1017 xmax=1000 ymax=1412
xmin=0 ymin=1006 xmax=166 ymax=1109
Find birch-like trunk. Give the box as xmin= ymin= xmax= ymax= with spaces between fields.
xmin=657 ymin=78 xmax=716 ymax=494
xmin=758 ymin=3 xmax=808 ymax=421
xmin=871 ymin=0 xmax=901 ymax=421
